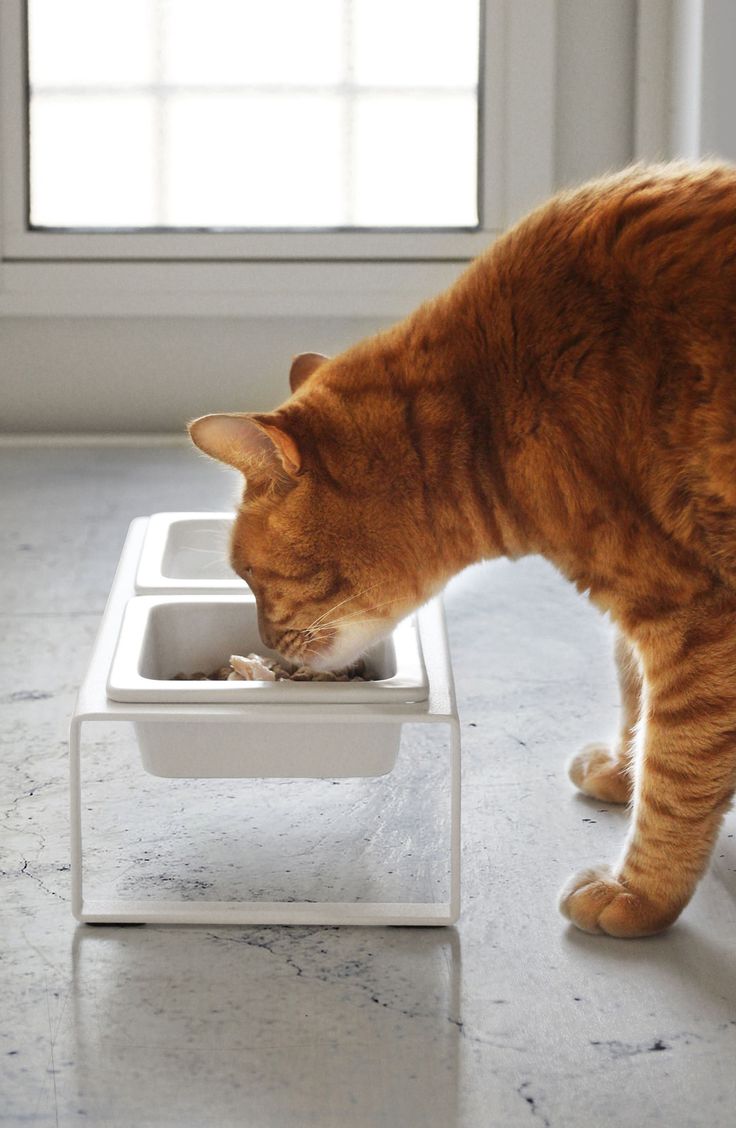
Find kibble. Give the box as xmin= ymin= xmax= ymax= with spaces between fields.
xmin=169 ymin=653 xmax=368 ymax=683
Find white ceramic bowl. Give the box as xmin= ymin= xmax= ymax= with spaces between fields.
xmin=135 ymin=512 xmax=251 ymax=594
xmin=108 ymin=596 xmax=427 ymax=705
xmin=106 ymin=595 xmax=428 ymax=778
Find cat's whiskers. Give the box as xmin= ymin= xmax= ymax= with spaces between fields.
xmin=304 ymin=617 xmax=387 ymax=645
xmin=302 ymin=581 xmax=385 ymax=634
xmin=301 ymin=598 xmax=405 ymax=651
xmin=308 ymin=596 xmax=404 ymax=634
xmin=297 ymin=606 xmax=403 ymax=666
xmin=180 ymin=544 xmax=231 ymax=572
xmin=180 ymin=545 xmax=226 ymax=553
xmin=203 ymin=556 xmax=232 ymax=572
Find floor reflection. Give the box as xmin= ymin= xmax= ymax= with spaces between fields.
xmin=66 ymin=924 xmax=462 ymax=1126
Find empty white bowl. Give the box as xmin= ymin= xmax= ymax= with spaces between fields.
xmin=135 ymin=512 xmax=251 ymax=594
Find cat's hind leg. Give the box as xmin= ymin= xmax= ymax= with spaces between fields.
xmin=560 ymin=598 xmax=736 ymax=936
xmin=567 ymin=630 xmax=640 ymax=804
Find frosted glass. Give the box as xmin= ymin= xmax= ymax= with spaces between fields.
xmin=163 ymin=0 xmax=344 ymax=87
xmin=30 ymin=96 xmax=157 ymax=227
xmin=354 ymin=95 xmax=478 ymax=226
xmin=28 ymin=0 xmax=155 ymax=87
xmin=353 ymin=0 xmax=480 ymax=88
xmin=27 ymin=0 xmax=480 ymax=230
xmin=165 ymin=95 xmax=344 ymax=227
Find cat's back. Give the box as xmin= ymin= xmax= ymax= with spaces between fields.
xmin=509 ymin=160 xmax=736 ymax=309
xmin=459 ymin=161 xmax=736 ymax=411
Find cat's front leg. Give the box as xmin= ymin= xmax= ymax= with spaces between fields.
xmin=559 ymin=606 xmax=736 ymax=936
xmin=567 ymin=630 xmax=640 ymax=804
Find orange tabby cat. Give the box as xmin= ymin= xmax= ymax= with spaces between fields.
xmin=190 ymin=161 xmax=736 ymax=938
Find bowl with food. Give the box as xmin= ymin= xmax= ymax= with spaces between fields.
xmin=106 ymin=595 xmax=428 ymax=777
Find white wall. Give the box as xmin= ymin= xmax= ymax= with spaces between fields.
xmin=0 ymin=315 xmax=388 ymax=432
xmin=700 ymin=0 xmax=736 ymax=162
xmin=555 ymin=0 xmax=637 ymax=187
xmin=1 ymin=2 xmax=642 ymax=434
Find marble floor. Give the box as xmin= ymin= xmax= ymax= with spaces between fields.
xmin=2 ymin=443 xmax=736 ymax=1128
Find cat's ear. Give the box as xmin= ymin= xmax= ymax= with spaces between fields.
xmin=249 ymin=414 xmax=302 ymax=475
xmin=290 ymin=352 xmax=328 ymax=393
xmin=188 ymin=413 xmax=302 ymax=477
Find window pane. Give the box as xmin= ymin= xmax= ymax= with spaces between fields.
xmin=353 ymin=94 xmax=478 ymax=227
xmin=28 ymin=0 xmax=155 ymax=87
xmin=27 ymin=0 xmax=480 ymax=230
xmin=354 ymin=0 xmax=480 ymax=88
xmin=163 ymin=0 xmax=345 ymax=87
xmin=165 ymin=94 xmax=345 ymax=227
xmin=30 ymin=96 xmax=157 ymax=227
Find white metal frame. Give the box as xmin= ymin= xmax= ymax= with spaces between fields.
xmin=69 ymin=517 xmax=461 ymax=926
xmin=0 ymin=0 xmax=559 ymax=317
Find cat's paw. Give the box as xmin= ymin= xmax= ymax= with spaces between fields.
xmin=558 ymin=866 xmax=676 ymax=937
xmin=567 ymin=743 xmax=631 ymax=804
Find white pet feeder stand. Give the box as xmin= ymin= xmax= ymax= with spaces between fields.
xmin=69 ymin=516 xmax=461 ymax=926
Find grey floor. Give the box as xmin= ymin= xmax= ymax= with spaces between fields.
xmin=3 ymin=444 xmax=736 ymax=1128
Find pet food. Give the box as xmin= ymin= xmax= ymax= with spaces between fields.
xmin=170 ymin=654 xmax=368 ymax=682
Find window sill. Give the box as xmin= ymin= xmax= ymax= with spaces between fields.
xmin=0 ymin=258 xmax=478 ymax=318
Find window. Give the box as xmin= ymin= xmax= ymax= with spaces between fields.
xmin=0 ymin=0 xmax=558 ymax=314
xmin=28 ymin=0 xmax=481 ymax=231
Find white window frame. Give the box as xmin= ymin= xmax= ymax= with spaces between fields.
xmin=0 ymin=0 xmax=558 ymax=317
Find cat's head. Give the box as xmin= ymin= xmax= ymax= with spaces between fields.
xmin=188 ymin=352 xmax=442 ymax=670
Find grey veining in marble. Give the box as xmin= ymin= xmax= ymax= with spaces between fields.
xmin=2 ymin=444 xmax=736 ymax=1127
